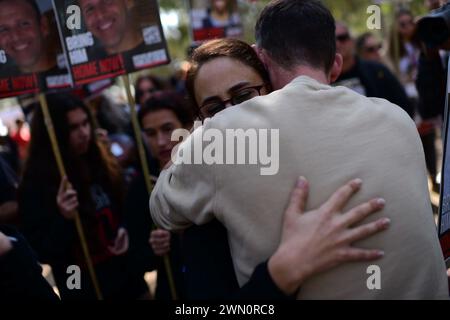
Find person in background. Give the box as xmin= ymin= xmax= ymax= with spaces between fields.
xmin=334 ymin=21 xmax=414 ymax=118
xmin=202 ymin=0 xmax=241 ymax=29
xmin=0 ymin=132 xmax=19 ymax=175
xmin=416 ymin=1 xmax=450 ymax=196
xmin=134 ymin=74 xmax=167 ymax=107
xmin=425 ymin=0 xmax=445 ymax=10
xmin=126 ymin=92 xmax=191 ymax=300
xmin=356 ymin=32 xmax=394 ymax=70
xmin=19 ymin=93 xmax=149 ymax=300
xmin=356 ymin=32 xmax=383 ymax=63
xmin=388 ymin=9 xmax=439 ymax=193
xmin=388 ymin=9 xmax=421 ymax=88
xmin=0 ymin=155 xmax=18 ymax=224
xmin=416 ymin=1 xmax=448 ymax=124
xmin=91 ymin=93 xmax=131 ymax=136
xmin=0 ymin=225 xmax=59 ymax=300
xmin=10 ymin=118 xmax=30 ymax=162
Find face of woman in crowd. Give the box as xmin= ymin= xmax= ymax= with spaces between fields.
xmin=397 ymin=13 xmax=415 ymax=40
xmin=335 ymin=23 xmax=354 ymax=62
xmin=361 ymin=35 xmax=382 ymax=62
xmin=67 ymin=108 xmax=92 ymax=156
xmin=137 ymin=79 xmax=157 ymax=105
xmin=141 ymin=109 xmax=183 ymax=167
xmin=194 ymin=57 xmax=268 ymax=119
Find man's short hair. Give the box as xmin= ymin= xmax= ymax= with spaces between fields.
xmin=255 ymin=0 xmax=336 ymax=73
xmin=0 ymin=0 xmax=41 ymax=21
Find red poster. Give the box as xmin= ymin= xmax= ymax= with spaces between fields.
xmin=189 ymin=0 xmax=243 ymax=43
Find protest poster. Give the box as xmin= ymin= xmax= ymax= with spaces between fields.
xmin=189 ymin=0 xmax=243 ymax=42
xmin=52 ymin=0 xmax=170 ymax=86
xmin=0 ymin=0 xmax=71 ymax=98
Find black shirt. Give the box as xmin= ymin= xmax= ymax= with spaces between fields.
xmin=335 ymin=57 xmax=414 ymax=118
xmin=0 ymin=155 xmax=17 ymax=205
xmin=0 ymin=225 xmax=59 ymax=301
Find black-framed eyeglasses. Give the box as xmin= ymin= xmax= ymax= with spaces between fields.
xmin=199 ymin=84 xmax=266 ymax=118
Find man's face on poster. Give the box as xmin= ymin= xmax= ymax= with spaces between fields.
xmin=78 ymin=0 xmax=132 ymax=53
xmin=0 ymin=0 xmax=46 ymax=72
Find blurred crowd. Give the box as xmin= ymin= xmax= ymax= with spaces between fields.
xmin=0 ymin=0 xmax=449 ymax=300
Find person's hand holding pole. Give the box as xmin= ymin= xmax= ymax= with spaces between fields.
xmin=56 ymin=176 xmax=78 ymax=220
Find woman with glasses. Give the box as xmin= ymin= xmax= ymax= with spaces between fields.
xmin=147 ymin=39 xmax=388 ymax=299
xmin=185 ymin=38 xmax=271 ymax=119
xmin=356 ymin=33 xmax=384 ymax=64
xmin=355 ymin=32 xmax=397 ymax=73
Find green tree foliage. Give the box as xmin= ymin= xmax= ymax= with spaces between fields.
xmin=157 ymin=0 xmax=430 ymax=63
xmin=96 ymin=0 xmax=436 ymax=82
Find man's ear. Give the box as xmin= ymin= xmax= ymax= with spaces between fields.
xmin=253 ymin=45 xmax=270 ymax=70
xmin=329 ymin=53 xmax=343 ymax=83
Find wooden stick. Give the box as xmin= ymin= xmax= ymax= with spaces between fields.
xmin=38 ymin=94 xmax=103 ymax=300
xmin=392 ymin=0 xmax=401 ymax=77
xmin=122 ymin=75 xmax=153 ymax=195
xmin=122 ymin=74 xmax=178 ymax=300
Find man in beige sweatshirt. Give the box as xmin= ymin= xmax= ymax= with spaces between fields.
xmin=150 ymin=0 xmax=449 ymax=299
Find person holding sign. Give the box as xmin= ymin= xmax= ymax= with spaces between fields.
xmin=19 ymin=93 xmax=149 ymax=300
xmin=0 ymin=0 xmax=55 ymax=73
xmin=77 ymin=0 xmax=143 ymax=55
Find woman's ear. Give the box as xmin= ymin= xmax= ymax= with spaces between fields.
xmin=329 ymin=53 xmax=343 ymax=83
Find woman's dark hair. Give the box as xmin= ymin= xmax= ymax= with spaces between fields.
xmin=185 ymin=38 xmax=271 ymax=112
xmin=388 ymin=9 xmax=421 ymax=62
xmin=134 ymin=74 xmax=167 ymax=105
xmin=19 ymin=93 xmax=123 ymax=248
xmin=138 ymin=91 xmax=194 ymax=128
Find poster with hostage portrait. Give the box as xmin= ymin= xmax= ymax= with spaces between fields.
xmin=439 ymin=57 xmax=450 ymax=265
xmin=0 ymin=0 xmax=71 ymax=98
xmin=190 ymin=0 xmax=243 ymax=42
xmin=52 ymin=0 xmax=170 ymax=86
